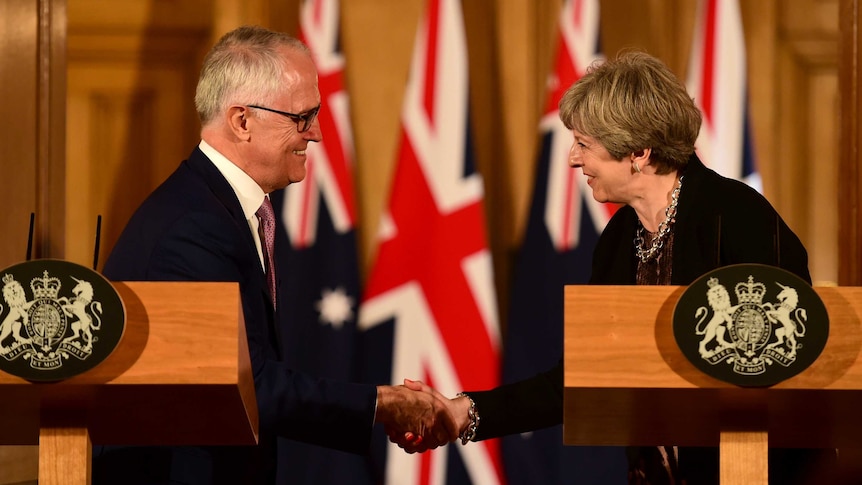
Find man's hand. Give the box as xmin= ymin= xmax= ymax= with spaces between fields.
xmin=375 ymin=380 xmax=459 ymax=453
xmin=380 ymin=379 xmax=474 ymax=453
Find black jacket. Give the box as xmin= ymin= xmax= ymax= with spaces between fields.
xmin=468 ymin=155 xmax=809 ymax=440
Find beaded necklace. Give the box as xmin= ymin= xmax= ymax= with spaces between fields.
xmin=634 ymin=175 xmax=683 ymax=263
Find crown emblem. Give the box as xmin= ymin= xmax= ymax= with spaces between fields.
xmin=735 ymin=275 xmax=766 ymax=305
xmin=707 ymin=277 xmax=719 ymax=288
xmin=2 ymin=274 xmax=13 ymax=285
xmin=31 ymin=271 xmax=61 ymax=299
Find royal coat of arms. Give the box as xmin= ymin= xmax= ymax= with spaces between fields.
xmin=674 ymin=264 xmax=828 ymax=387
xmin=0 ymin=260 xmax=124 ymax=381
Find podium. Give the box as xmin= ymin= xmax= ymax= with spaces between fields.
xmin=563 ymin=285 xmax=862 ymax=485
xmin=0 ymin=282 xmax=259 ymax=485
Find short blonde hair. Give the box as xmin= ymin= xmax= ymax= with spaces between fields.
xmin=558 ymin=51 xmax=701 ymax=174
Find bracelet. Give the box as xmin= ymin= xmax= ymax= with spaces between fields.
xmin=455 ymin=392 xmax=479 ymax=445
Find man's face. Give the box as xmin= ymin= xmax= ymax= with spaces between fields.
xmin=247 ymin=48 xmax=323 ymax=193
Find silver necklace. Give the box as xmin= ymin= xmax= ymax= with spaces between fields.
xmin=634 ymin=175 xmax=683 ymax=263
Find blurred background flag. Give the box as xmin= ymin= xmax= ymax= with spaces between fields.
xmin=686 ymin=0 xmax=760 ymax=191
xmin=357 ymin=0 xmax=504 ymax=483
xmin=272 ymin=0 xmax=371 ymax=483
xmin=499 ymin=1 xmax=626 ymax=484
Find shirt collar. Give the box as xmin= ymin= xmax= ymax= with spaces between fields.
xmin=199 ymin=140 xmax=266 ymax=220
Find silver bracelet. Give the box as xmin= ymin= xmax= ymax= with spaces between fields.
xmin=455 ymin=392 xmax=479 ymax=445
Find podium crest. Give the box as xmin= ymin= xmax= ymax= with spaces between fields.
xmin=0 ymin=260 xmax=124 ymax=381
xmin=674 ymin=264 xmax=828 ymax=387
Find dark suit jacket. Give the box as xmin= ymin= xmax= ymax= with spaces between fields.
xmin=94 ymin=147 xmax=377 ymax=485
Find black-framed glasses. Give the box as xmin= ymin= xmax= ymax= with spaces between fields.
xmin=248 ymin=104 xmax=320 ymax=133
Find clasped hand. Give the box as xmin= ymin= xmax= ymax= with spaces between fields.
xmin=376 ymin=379 xmax=471 ymax=453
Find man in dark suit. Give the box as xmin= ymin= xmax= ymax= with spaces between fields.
xmin=94 ymin=25 xmax=454 ymax=485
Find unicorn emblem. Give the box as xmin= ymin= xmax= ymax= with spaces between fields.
xmin=763 ymin=282 xmax=807 ymax=358
xmin=59 ymin=276 xmax=103 ymax=351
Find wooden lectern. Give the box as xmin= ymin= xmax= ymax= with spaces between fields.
xmin=0 ymin=282 xmax=259 ymax=485
xmin=563 ymin=285 xmax=862 ymax=485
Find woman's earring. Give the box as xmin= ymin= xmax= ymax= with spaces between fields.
xmin=632 ymin=162 xmax=641 ymax=174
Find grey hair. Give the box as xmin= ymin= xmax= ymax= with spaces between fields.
xmin=558 ymin=50 xmax=702 ymax=174
xmin=195 ymin=25 xmax=310 ymax=125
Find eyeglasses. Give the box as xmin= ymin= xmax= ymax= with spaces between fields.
xmin=248 ymin=104 xmax=320 ymax=133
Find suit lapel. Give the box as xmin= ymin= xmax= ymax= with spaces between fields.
xmin=185 ymin=147 xmax=284 ymax=353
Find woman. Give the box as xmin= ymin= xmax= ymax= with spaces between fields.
xmin=398 ymin=51 xmax=831 ymax=484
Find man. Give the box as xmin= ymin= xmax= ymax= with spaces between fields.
xmin=94 ymin=25 xmax=454 ymax=485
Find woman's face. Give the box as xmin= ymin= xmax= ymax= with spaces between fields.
xmin=567 ymin=129 xmax=634 ymax=204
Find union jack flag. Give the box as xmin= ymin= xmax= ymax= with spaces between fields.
xmin=500 ymin=1 xmax=625 ymax=483
xmin=273 ymin=1 xmax=371 ymax=483
xmin=686 ymin=0 xmax=760 ymax=191
xmin=358 ymin=0 xmax=503 ymax=483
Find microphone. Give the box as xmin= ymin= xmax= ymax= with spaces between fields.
xmin=93 ymin=215 xmax=103 ymax=270
xmin=26 ymin=212 xmax=35 ymax=261
xmin=774 ymin=214 xmax=781 ymax=267
xmin=714 ymin=215 xmax=721 ymax=268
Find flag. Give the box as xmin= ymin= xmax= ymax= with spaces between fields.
xmin=272 ymin=1 xmax=371 ymax=483
xmin=686 ymin=0 xmax=760 ymax=190
xmin=357 ymin=0 xmax=504 ymax=483
xmin=499 ymin=1 xmax=627 ymax=483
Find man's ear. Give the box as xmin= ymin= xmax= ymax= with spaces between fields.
xmin=227 ymin=105 xmax=251 ymax=140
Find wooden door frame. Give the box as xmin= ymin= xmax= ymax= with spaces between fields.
xmin=840 ymin=0 xmax=862 ymax=286
xmin=38 ymin=0 xmax=67 ymax=260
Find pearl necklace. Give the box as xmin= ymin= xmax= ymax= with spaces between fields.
xmin=634 ymin=175 xmax=683 ymax=263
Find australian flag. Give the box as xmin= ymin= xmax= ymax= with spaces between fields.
xmin=271 ymin=1 xmax=372 ymax=483
xmin=500 ymin=1 xmax=626 ymax=483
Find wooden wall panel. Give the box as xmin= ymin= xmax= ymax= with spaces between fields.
xmin=0 ymin=444 xmax=37 ymax=485
xmin=775 ymin=0 xmax=840 ymax=284
xmin=0 ymin=0 xmax=65 ymax=481
xmin=0 ymin=0 xmax=65 ymax=268
xmin=66 ymin=63 xmax=197 ymax=266
xmin=808 ymin=72 xmax=840 ymax=283
xmin=212 ymin=0 xmax=299 ymax=40
xmin=839 ymin=0 xmax=862 ymax=286
xmin=0 ymin=1 xmax=40 ymax=268
xmin=66 ymin=1 xmax=211 ymax=268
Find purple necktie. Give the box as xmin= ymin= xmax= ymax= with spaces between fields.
xmin=256 ymin=196 xmax=277 ymax=307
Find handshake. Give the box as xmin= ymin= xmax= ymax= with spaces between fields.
xmin=375 ymin=379 xmax=476 ymax=453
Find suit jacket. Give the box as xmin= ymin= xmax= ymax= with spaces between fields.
xmin=466 ymin=154 xmax=810 ymax=439
xmin=94 ymin=147 xmax=377 ymax=485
